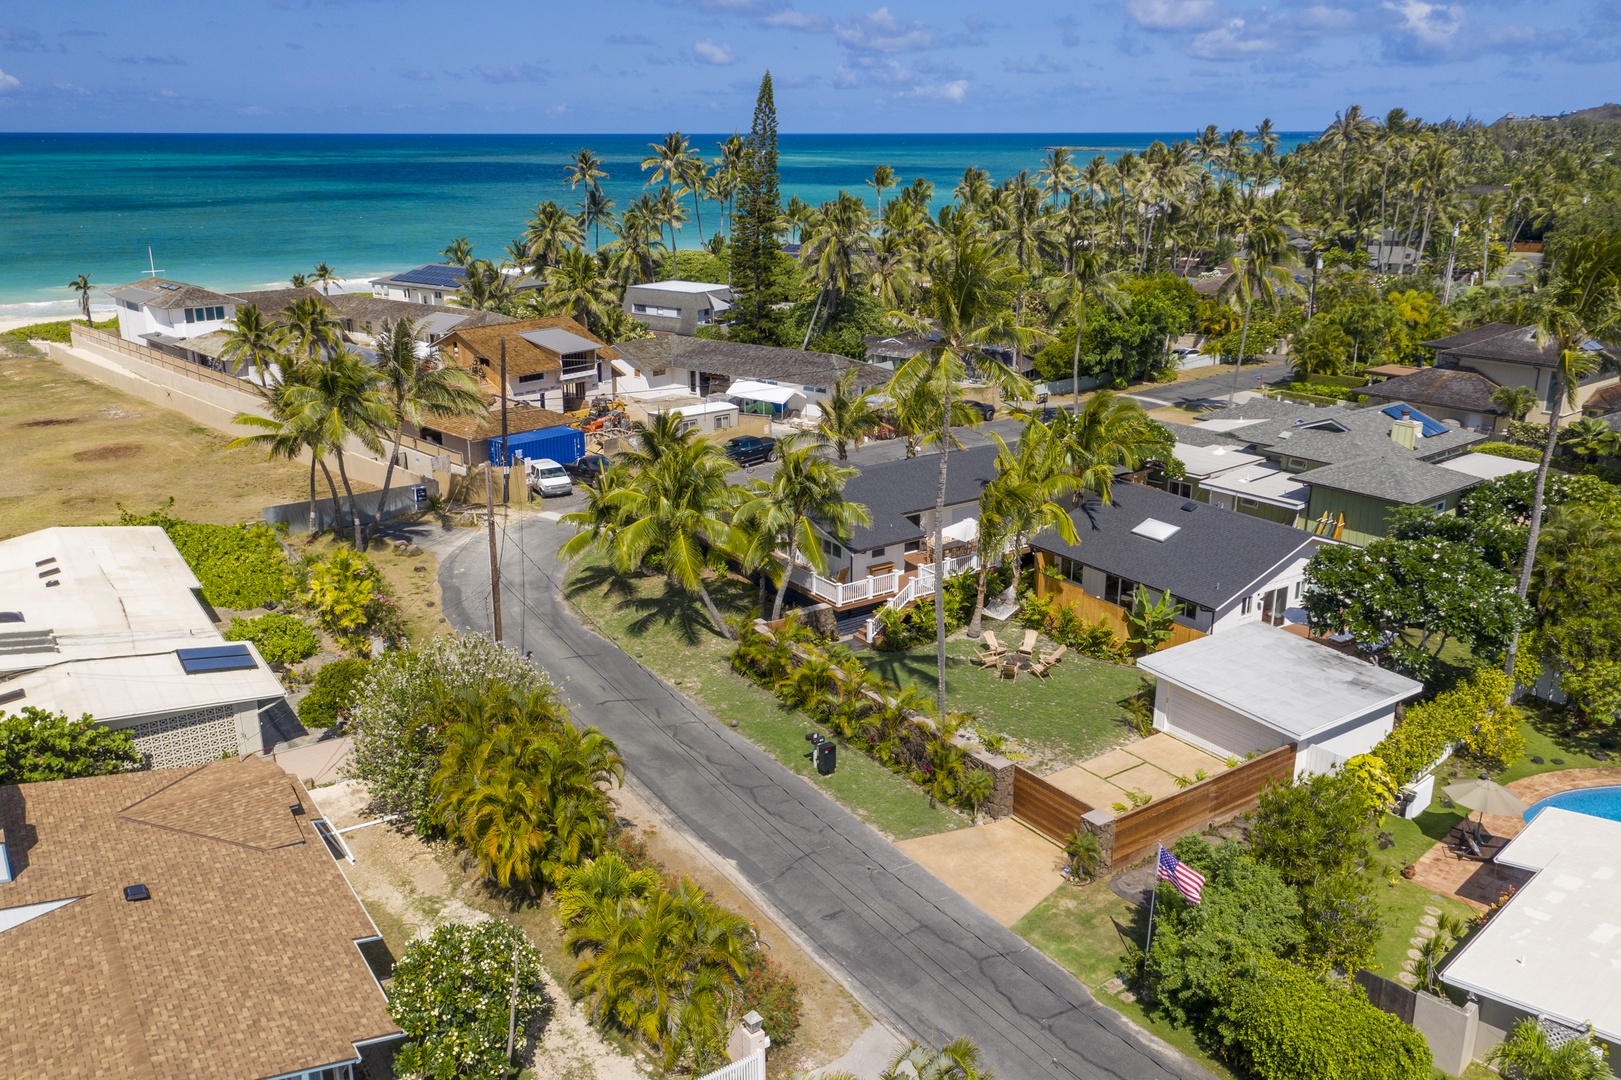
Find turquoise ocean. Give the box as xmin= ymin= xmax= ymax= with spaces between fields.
xmin=0 ymin=132 xmax=1310 ymax=316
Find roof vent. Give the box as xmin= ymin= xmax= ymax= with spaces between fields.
xmin=1181 ymin=501 xmax=1199 ymax=512
xmin=33 ymin=557 xmax=56 ymax=568
xmin=1132 ymin=518 xmax=1182 ymax=542
xmin=123 ymin=884 xmax=151 ymax=902
xmin=158 ymin=282 xmax=181 ymax=291
xmin=44 ymin=580 xmax=60 ymax=588
xmin=0 ymin=612 xmax=22 ymax=623
xmin=0 ymin=688 xmax=23 ymax=707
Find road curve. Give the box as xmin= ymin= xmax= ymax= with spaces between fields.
xmin=438 ymin=513 xmax=1210 ymax=1080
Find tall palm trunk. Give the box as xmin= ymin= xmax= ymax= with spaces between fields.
xmin=771 ymin=517 xmax=803 ymax=621
xmin=802 ymin=284 xmax=828 ymax=350
xmin=1072 ymin=295 xmax=1085 ymax=409
xmin=933 ymin=380 xmax=952 ymax=722
xmin=367 ymin=423 xmax=407 ymax=545
xmin=1505 ymin=374 xmax=1562 ymax=679
xmin=1226 ymin=292 xmax=1255 ymax=403
xmin=697 ymin=581 xmax=734 ymax=640
xmin=307 ymin=455 xmax=320 ymax=533
xmin=333 ymin=449 xmax=365 ymax=551
xmin=316 ymin=457 xmax=343 ymax=524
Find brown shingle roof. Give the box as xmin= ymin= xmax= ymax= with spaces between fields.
xmin=1362 ymin=367 xmax=1505 ymax=414
xmin=422 ymin=399 xmax=571 ymax=443
xmin=439 ymin=316 xmax=616 ymax=379
xmin=614 ymin=335 xmax=888 ymax=389
xmin=1425 ymin=322 xmax=1562 ymax=368
xmin=0 ymin=758 xmax=399 ymax=1079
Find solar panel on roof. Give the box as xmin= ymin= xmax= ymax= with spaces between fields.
xmin=394 ymin=264 xmax=467 ymax=288
xmin=1381 ymin=404 xmax=1449 ymax=438
xmin=176 ymin=643 xmax=257 ymax=674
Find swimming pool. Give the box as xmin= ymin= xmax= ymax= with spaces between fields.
xmin=1523 ymin=785 xmax=1621 ymax=823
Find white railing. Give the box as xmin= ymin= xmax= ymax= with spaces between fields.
xmin=781 ymin=558 xmax=905 ymax=607
xmin=863 ymin=552 xmax=980 ymax=641
xmin=697 ymin=1050 xmax=765 ymax=1080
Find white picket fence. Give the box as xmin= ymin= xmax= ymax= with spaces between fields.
xmin=697 ymin=1049 xmax=766 ymax=1080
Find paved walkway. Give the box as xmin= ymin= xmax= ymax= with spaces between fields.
xmin=438 ymin=513 xmax=1210 ymax=1080
xmin=1045 ymin=734 xmax=1228 ymax=816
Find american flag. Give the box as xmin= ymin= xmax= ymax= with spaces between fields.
xmin=1157 ymin=846 xmax=1206 ymax=904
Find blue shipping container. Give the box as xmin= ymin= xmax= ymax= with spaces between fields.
xmin=489 ymin=426 xmax=585 ymax=466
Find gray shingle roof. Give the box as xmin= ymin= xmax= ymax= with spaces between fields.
xmin=108 ymin=278 xmax=240 ymax=311
xmin=836 ymin=444 xmax=1002 ymax=550
xmin=1196 ymin=398 xmax=1485 ymax=463
xmin=1425 ymin=322 xmax=1562 ymax=368
xmin=1297 ymin=457 xmax=1479 ymax=503
xmin=1029 ymin=482 xmax=1323 ymax=610
xmin=616 ymin=336 xmax=889 ymax=390
xmin=1362 ymin=368 xmax=1505 ymax=414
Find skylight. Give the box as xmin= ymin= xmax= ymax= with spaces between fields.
xmin=176 ymin=644 xmax=257 ymax=674
xmin=1132 ymin=518 xmax=1182 ymax=542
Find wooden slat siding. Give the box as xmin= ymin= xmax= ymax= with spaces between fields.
xmin=1011 ymin=765 xmax=1094 ymax=844
xmin=1108 ymin=744 xmax=1296 ymax=869
xmin=1032 ymin=556 xmax=1205 ymax=650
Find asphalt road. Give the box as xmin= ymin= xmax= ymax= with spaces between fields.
xmin=437 ymin=514 xmax=1211 ymax=1080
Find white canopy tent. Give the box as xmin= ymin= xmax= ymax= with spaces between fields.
xmin=726 ymin=380 xmax=808 ymax=413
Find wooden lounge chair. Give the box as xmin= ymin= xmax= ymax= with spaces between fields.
xmin=1019 ymin=629 xmax=1039 ymax=656
xmin=1000 ymin=658 xmax=1021 ymax=681
xmin=1030 ymin=644 xmax=1068 ymax=679
xmin=974 ymin=631 xmax=1006 ymax=667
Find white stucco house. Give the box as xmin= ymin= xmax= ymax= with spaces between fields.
xmin=0 ymin=527 xmax=287 ymax=767
xmin=1135 ymin=623 xmax=1424 ymax=779
xmin=106 ymin=278 xmax=240 ymax=364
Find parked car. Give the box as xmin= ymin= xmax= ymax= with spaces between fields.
xmin=566 ymin=453 xmax=611 ymax=483
xmin=723 ymin=435 xmax=777 ymax=466
xmin=525 ymin=457 xmax=573 ymax=498
xmin=963 ymin=400 xmax=996 ymax=421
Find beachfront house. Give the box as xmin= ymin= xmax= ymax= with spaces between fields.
xmin=623 ymin=280 xmax=732 ymax=336
xmin=0 ymin=756 xmax=402 ymax=1079
xmin=1423 ymin=322 xmax=1621 ymax=426
xmin=0 ymin=527 xmax=288 ymax=768
xmin=1028 ymin=482 xmax=1329 ymax=637
xmin=611 ymin=336 xmax=887 ymax=414
xmin=107 ymin=278 xmax=239 ymax=365
xmin=370 ymin=263 xmax=542 ymax=308
xmin=1135 ymin=622 xmax=1424 ymax=780
xmin=231 ymin=286 xmax=515 ymax=346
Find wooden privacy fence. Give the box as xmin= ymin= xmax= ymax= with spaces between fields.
xmin=1106 ymin=744 xmax=1296 ymax=869
xmin=1032 ymin=565 xmax=1205 ymax=651
xmin=1012 ymin=765 xmax=1094 ymax=844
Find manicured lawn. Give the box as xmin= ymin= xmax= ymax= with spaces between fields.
xmin=565 ymin=556 xmax=966 ymax=841
xmin=1367 ymin=878 xmax=1478 ymax=982
xmin=1495 ymin=713 xmax=1615 ymax=785
xmin=1013 ymin=882 xmax=1239 ymax=1080
xmin=863 ymin=633 xmax=1145 ymax=770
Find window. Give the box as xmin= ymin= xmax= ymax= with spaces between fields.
xmin=517 ymin=372 xmax=546 ymax=384
xmin=821 ymin=538 xmax=843 ymax=558
xmin=1166 ymin=479 xmax=1193 ymax=498
xmin=183 ymin=306 xmax=225 ymax=323
xmin=1103 ymin=573 xmax=1139 ymax=606
xmin=904 ymin=540 xmax=922 ymax=553
xmin=632 ymin=303 xmax=680 ymax=318
xmin=1238 ymin=497 xmax=1260 ymax=509
xmin=871 ymin=547 xmax=886 ymax=557
xmin=120 ymin=298 xmax=139 ymax=311
xmin=1427 ymin=499 xmax=1447 ymax=513
xmin=1241 ymin=595 xmax=1253 ymax=615
xmin=713 ymin=414 xmax=731 ymax=431
xmin=1169 ymin=594 xmax=1198 ymax=620
xmin=1280 ymin=456 xmax=1310 ymax=472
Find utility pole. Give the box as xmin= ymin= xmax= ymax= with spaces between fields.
xmin=1443 ymin=223 xmax=1461 ymax=305
xmin=499 ymin=336 xmax=510 ymax=504
xmin=484 ymin=459 xmax=503 ymax=643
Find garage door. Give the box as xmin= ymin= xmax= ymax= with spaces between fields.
xmin=1163 ymin=684 xmax=1285 ymax=760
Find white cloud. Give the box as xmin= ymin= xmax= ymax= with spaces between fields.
xmin=693 ymin=39 xmax=737 ymax=64
xmin=763 ymin=8 xmax=830 ymax=31
xmin=1382 ymin=0 xmax=1464 ymax=52
xmin=834 ymin=7 xmax=939 ymax=53
xmin=913 ymin=78 xmax=968 ymax=101
xmin=1125 ymin=0 xmax=1220 ymax=30
xmin=0 ymin=68 xmax=19 ymax=92
xmin=1189 ymin=17 xmax=1279 ymax=57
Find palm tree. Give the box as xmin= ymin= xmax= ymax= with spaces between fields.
xmin=229 ymin=366 xmax=331 ymax=533
xmin=543 ymin=248 xmax=619 ymax=332
xmin=282 ymin=295 xmax=343 ymax=361
xmin=565 ymin=147 xmax=607 ymax=195
xmin=311 ymin=261 xmax=338 ymax=296
xmin=1490 ymin=384 xmax=1538 ymax=422
xmin=67 ymin=274 xmax=93 ymax=323
xmin=287 ymin=347 xmax=393 ymax=549
xmin=366 ymin=318 xmax=486 ymax=544
xmin=653 ymin=187 xmax=689 ymax=278
xmin=1487 ymin=1019 xmax=1612 ymax=1080
xmin=969 ymin=428 xmax=1078 ymax=634
xmin=1044 ymin=250 xmax=1127 ymax=408
xmin=867 ymin=164 xmax=896 ymax=218
xmin=604 ymin=196 xmax=667 ymax=286
xmin=1506 ymin=232 xmax=1621 ymax=676
xmin=676 ymin=154 xmax=711 ymax=246
xmin=453 ymin=259 xmax=516 ymax=311
xmin=1221 ymin=195 xmax=1302 ymax=402
xmin=888 ymin=230 xmax=1034 ymax=719
xmin=1048 ymin=391 xmax=1176 ymax=505
xmin=736 ymin=435 xmax=870 ymax=620
xmin=526 ymin=200 xmax=585 ymax=272
xmin=218 ymin=303 xmax=288 ymax=385
xmin=581 ymin=186 xmax=617 ymax=251
xmin=643 ymin=132 xmax=695 ymax=275
xmin=441 ymin=237 xmax=475 ymax=267
xmin=799 ymin=191 xmax=875 ymax=348
xmin=815 ymin=370 xmax=884 ymax=460
xmin=883 ymin=1037 xmax=994 ymax=1080
xmin=289 ymin=272 xmax=309 ymax=288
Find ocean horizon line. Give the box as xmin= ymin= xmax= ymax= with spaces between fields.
xmin=0 ymin=129 xmax=1322 ymax=139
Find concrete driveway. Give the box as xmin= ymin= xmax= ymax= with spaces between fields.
xmin=896 ymin=819 xmax=1066 ymax=927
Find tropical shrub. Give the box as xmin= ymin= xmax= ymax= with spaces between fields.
xmin=1124 ymin=585 xmax=1178 ymax=654
xmin=296 ymin=658 xmax=371 ymax=729
xmin=1372 ymin=668 xmax=1522 ymax=785
xmin=740 ymin=949 xmax=802 ymax=1047
xmin=388 ymin=919 xmax=545 ymax=1080
xmin=1472 ymin=442 xmax=1544 ymax=462
xmin=1063 ymin=830 xmax=1106 ymax=883
xmin=224 ymin=612 xmax=320 ymax=665
xmin=298 ymin=547 xmax=401 ymax=649
xmin=1017 ymin=594 xmax=1129 ymax=662
xmin=117 ymin=502 xmax=289 ymax=608
xmin=0 ymin=707 xmax=143 ymax=784
xmin=1487 ymin=1018 xmax=1613 ymax=1080
xmin=1228 ymin=955 xmax=1432 ymax=1080
xmin=344 ymin=635 xmax=554 ymax=830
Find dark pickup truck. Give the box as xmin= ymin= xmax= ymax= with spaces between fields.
xmin=723 ymin=435 xmax=778 ymax=466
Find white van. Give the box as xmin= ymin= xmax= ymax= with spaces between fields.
xmin=525 ymin=457 xmax=573 ymax=498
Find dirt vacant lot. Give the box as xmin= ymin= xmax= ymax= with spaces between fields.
xmin=0 ymin=350 xmax=313 ymax=538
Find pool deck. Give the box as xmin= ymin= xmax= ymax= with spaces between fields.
xmin=1410 ymin=767 xmax=1621 ymax=910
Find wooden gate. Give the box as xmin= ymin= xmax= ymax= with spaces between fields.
xmin=1012 ymin=765 xmax=1094 ymax=844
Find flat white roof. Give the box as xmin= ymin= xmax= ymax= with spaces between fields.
xmin=1436 ymin=453 xmax=1540 ymax=481
xmin=726 ymin=379 xmax=805 ymax=405
xmin=1195 ymin=417 xmax=1268 ymax=434
xmin=1441 ymin=808 xmax=1621 ymax=1042
xmin=1136 ymin=622 xmax=1423 ymax=739
xmin=657 ymin=401 xmax=739 ymax=418
xmin=627 ymin=280 xmax=731 ymax=294
xmin=1172 ymin=441 xmax=1264 ymax=479
xmin=7 ymin=650 xmax=285 ymax=725
xmin=1199 ymin=463 xmax=1311 ymax=509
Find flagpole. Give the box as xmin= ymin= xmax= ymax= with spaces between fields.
xmin=1145 ymin=843 xmax=1161 ymax=955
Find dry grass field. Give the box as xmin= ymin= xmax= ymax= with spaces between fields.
xmin=0 ymin=349 xmax=314 ymax=538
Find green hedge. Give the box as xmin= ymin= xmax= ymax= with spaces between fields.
xmin=117 ymin=504 xmax=290 ymax=608
xmin=297 ymin=658 xmax=371 ymax=728
xmin=1471 ymin=442 xmax=1543 ymax=462
xmin=1230 ymin=956 xmax=1431 ymax=1080
xmin=225 ymin=613 xmax=319 ymax=665
xmin=1310 ymin=373 xmax=1372 ymax=390
xmin=0 ymin=316 xmax=117 ymax=344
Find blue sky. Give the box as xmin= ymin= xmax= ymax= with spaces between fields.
xmin=0 ymin=0 xmax=1614 ymax=132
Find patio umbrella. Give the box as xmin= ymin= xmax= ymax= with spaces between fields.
xmin=1444 ymin=778 xmax=1527 ymax=838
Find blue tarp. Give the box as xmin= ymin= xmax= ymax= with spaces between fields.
xmin=488 ymin=425 xmax=585 ymax=466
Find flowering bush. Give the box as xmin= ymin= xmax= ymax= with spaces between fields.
xmin=389 ymin=919 xmax=545 ymax=1080
xmin=740 ymin=948 xmax=801 ymax=1047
